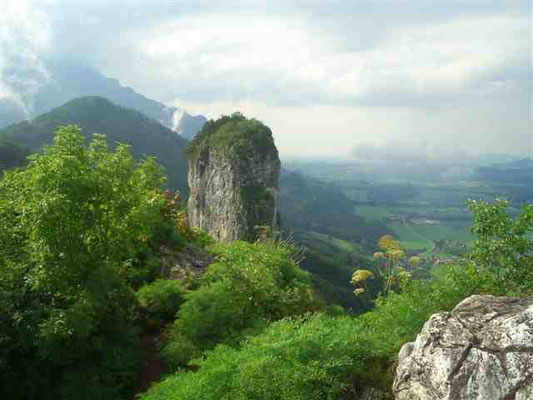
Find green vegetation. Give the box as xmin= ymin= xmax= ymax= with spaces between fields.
xmin=187 ymin=112 xmax=276 ymax=161
xmin=0 ymin=96 xmax=189 ymax=191
xmin=162 ymin=241 xmax=318 ymax=369
xmin=0 ymin=126 xmax=168 ymax=399
xmin=137 ymin=280 xmax=185 ymax=327
xmin=142 ymin=201 xmax=533 ymax=400
xmin=280 ymin=170 xmax=388 ymax=310
xmin=0 ymin=142 xmax=29 ymax=172
xmin=1 ymin=123 xmax=531 ymax=400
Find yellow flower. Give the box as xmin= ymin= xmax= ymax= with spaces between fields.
xmin=351 ymin=269 xmax=374 ymax=284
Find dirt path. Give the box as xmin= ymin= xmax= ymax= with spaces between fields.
xmin=135 ymin=330 xmax=163 ymax=398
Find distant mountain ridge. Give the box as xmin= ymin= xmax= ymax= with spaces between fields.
xmin=0 ymin=96 xmax=189 ymax=191
xmin=177 ymin=113 xmax=208 ymax=139
xmin=0 ymin=60 xmax=206 ymax=139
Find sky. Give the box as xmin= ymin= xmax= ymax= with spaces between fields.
xmin=1 ymin=0 xmax=531 ymax=159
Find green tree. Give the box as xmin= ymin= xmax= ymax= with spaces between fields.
xmin=467 ymin=199 xmax=533 ymax=294
xmin=162 ymin=241 xmax=318 ymax=369
xmin=0 ymin=125 xmax=166 ymax=399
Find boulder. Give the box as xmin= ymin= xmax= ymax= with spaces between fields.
xmin=394 ymin=295 xmax=533 ymax=400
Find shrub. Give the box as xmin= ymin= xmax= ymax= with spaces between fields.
xmin=137 ymin=279 xmax=185 ymax=327
xmin=0 ymin=126 xmax=166 ymax=399
xmin=161 ymin=241 xmax=318 ymax=368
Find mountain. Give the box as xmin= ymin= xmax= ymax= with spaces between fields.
xmin=0 ymin=96 xmax=189 ymax=191
xmin=0 ymin=99 xmax=27 ymax=127
xmin=0 ymin=60 xmax=206 ymax=138
xmin=177 ymin=112 xmax=208 ymax=139
xmin=0 ymin=142 xmax=29 ymax=172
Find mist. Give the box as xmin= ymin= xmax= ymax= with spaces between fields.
xmin=1 ymin=0 xmax=531 ymax=158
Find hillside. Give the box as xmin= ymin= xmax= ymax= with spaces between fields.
xmin=0 ymin=96 xmax=189 ymax=191
xmin=177 ymin=113 xmax=208 ymax=139
xmin=0 ymin=61 xmax=207 ymax=138
xmin=0 ymin=142 xmax=29 ymax=172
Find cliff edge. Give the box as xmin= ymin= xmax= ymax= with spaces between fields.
xmin=394 ymin=295 xmax=533 ymax=400
xmin=186 ymin=113 xmax=280 ymax=242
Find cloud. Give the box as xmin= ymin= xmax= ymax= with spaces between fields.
xmin=125 ymin=10 xmax=530 ymax=108
xmin=0 ymin=0 xmax=530 ymax=157
xmin=0 ymin=0 xmax=54 ymax=114
xmin=351 ymin=141 xmax=475 ymax=161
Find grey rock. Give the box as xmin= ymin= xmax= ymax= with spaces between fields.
xmin=187 ymin=132 xmax=280 ymax=243
xmin=360 ymin=387 xmax=388 ymax=400
xmin=160 ymin=245 xmax=213 ymax=282
xmin=393 ymin=295 xmax=533 ymax=400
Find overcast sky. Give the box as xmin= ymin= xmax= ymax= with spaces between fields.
xmin=1 ymin=0 xmax=531 ymax=158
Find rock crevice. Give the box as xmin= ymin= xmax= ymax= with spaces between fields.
xmin=394 ymin=295 xmax=533 ymax=400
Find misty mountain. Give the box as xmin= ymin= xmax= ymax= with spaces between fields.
xmin=0 ymin=142 xmax=29 ymax=172
xmin=177 ymin=113 xmax=208 ymax=139
xmin=0 ymin=96 xmax=189 ymax=191
xmin=0 ymin=60 xmax=206 ymax=139
xmin=0 ymin=100 xmax=27 ymax=127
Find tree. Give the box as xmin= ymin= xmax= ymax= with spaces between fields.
xmin=467 ymin=199 xmax=533 ymax=294
xmin=161 ymin=241 xmax=318 ymax=369
xmin=0 ymin=125 xmax=166 ymax=399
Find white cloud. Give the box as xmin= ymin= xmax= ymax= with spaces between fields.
xmin=0 ymin=0 xmax=530 ymax=157
xmin=130 ymin=12 xmax=529 ymax=107
xmin=0 ymin=0 xmax=53 ymax=113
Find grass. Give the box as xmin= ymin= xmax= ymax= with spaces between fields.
xmin=354 ymin=205 xmax=391 ymax=221
xmin=299 ymin=231 xmax=357 ymax=253
xmin=354 ymin=204 xmax=474 ymax=252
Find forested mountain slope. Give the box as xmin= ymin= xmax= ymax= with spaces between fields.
xmin=0 ymin=61 xmax=207 ymax=138
xmin=0 ymin=96 xmax=189 ymax=191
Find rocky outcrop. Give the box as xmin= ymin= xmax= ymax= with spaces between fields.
xmin=393 ymin=295 xmax=533 ymax=400
xmin=187 ymin=114 xmax=280 ymax=242
xmin=360 ymin=387 xmax=388 ymax=400
xmin=160 ymin=245 xmax=213 ymax=282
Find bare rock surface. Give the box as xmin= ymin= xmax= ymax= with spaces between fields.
xmin=160 ymin=245 xmax=213 ymax=281
xmin=187 ymin=119 xmax=280 ymax=242
xmin=393 ymin=295 xmax=533 ymax=400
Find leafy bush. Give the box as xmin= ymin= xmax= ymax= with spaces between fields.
xmin=137 ymin=279 xmax=185 ymax=327
xmin=162 ymin=241 xmax=319 ymax=368
xmin=142 ymin=262 xmax=478 ymax=400
xmin=145 ymin=198 xmax=533 ymax=399
xmin=0 ymin=125 xmax=167 ymax=399
xmin=467 ymin=199 xmax=533 ymax=294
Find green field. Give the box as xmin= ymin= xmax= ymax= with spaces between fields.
xmin=354 ymin=204 xmax=473 ymax=254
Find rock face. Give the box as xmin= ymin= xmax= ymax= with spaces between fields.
xmin=187 ymin=114 xmax=280 ymax=242
xmin=394 ymin=295 xmax=533 ymax=400
xmin=159 ymin=244 xmax=213 ymax=282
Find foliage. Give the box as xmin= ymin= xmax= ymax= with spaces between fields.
xmin=145 ymin=199 xmax=533 ymax=399
xmin=162 ymin=241 xmax=318 ymax=368
xmin=0 ymin=141 xmax=29 ymax=171
xmin=187 ymin=112 xmax=276 ymax=161
xmin=466 ymin=199 xmax=533 ymax=294
xmin=0 ymin=125 xmax=167 ymax=399
xmin=353 ymin=235 xmax=418 ymax=297
xmin=137 ymin=279 xmax=185 ymax=327
xmin=0 ymin=96 xmax=189 ymax=191
xmin=142 ymin=262 xmax=479 ymax=400
xmin=143 ymin=314 xmax=368 ymax=400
